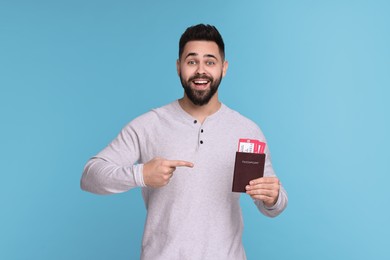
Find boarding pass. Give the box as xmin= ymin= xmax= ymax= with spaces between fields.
xmin=237 ymin=138 xmax=266 ymax=154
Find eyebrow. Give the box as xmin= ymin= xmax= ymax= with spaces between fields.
xmin=185 ymin=52 xmax=218 ymax=60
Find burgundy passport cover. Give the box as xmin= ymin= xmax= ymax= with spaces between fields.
xmin=232 ymin=152 xmax=266 ymax=192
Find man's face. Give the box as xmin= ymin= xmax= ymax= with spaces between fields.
xmin=177 ymin=41 xmax=228 ymax=106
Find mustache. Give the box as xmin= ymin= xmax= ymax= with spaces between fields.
xmin=188 ymin=74 xmax=213 ymax=82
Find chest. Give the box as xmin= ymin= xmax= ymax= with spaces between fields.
xmin=141 ymin=120 xmax=243 ymax=163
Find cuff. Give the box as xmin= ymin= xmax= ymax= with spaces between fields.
xmin=133 ymin=164 xmax=147 ymax=187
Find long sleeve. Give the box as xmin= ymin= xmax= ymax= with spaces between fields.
xmin=80 ymin=122 xmax=147 ymax=194
xmin=251 ymin=128 xmax=288 ymax=217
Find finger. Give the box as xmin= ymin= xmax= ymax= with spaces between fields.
xmin=249 ymin=194 xmax=269 ymax=201
xmin=166 ymin=160 xmax=194 ymax=168
xmin=249 ymin=177 xmax=279 ymax=185
xmin=246 ymin=188 xmax=278 ymax=198
xmin=246 ymin=183 xmax=279 ymax=191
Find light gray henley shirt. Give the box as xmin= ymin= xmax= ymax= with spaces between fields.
xmin=81 ymin=100 xmax=288 ymax=260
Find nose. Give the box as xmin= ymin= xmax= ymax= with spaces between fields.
xmin=195 ymin=62 xmax=205 ymax=75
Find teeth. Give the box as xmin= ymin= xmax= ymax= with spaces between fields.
xmin=194 ymin=80 xmax=208 ymax=84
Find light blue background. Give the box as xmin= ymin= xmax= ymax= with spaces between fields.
xmin=1 ymin=0 xmax=389 ymax=259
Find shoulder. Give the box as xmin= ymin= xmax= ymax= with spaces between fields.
xmin=222 ymin=104 xmax=261 ymax=132
xmin=122 ymin=101 xmax=178 ymax=131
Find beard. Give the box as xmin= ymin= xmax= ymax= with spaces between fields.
xmin=179 ymin=73 xmax=223 ymax=106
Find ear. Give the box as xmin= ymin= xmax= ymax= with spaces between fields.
xmin=222 ymin=60 xmax=229 ymax=78
xmin=176 ymin=59 xmax=180 ymax=76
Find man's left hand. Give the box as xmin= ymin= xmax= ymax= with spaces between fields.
xmin=245 ymin=177 xmax=280 ymax=207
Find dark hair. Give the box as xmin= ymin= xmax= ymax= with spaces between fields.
xmin=179 ymin=24 xmax=225 ymax=60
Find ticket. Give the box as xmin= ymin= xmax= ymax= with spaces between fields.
xmin=238 ymin=139 xmax=256 ymax=153
xmin=257 ymin=140 xmax=266 ymax=153
xmin=238 ymin=138 xmax=266 ymax=154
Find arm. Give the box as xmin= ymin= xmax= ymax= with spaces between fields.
xmin=80 ymin=121 xmax=194 ymax=194
xmin=80 ymin=123 xmax=146 ymax=194
xmin=81 ymin=158 xmax=146 ymax=194
xmin=246 ymin=129 xmax=288 ymax=217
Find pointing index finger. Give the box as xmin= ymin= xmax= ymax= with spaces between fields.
xmin=167 ymin=160 xmax=194 ymax=168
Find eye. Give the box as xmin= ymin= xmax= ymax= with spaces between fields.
xmin=187 ymin=60 xmax=197 ymax=65
xmin=206 ymin=60 xmax=216 ymax=66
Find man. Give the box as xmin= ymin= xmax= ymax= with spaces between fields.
xmin=81 ymin=24 xmax=287 ymax=259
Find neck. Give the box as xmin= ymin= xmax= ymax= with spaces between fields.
xmin=178 ymin=93 xmax=221 ymax=124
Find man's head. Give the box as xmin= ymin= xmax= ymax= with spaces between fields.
xmin=177 ymin=24 xmax=228 ymax=106
xmin=179 ymin=24 xmax=225 ymax=61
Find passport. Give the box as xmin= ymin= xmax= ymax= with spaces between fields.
xmin=232 ymin=152 xmax=265 ymax=193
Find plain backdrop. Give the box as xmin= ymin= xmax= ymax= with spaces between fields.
xmin=1 ymin=0 xmax=389 ymax=259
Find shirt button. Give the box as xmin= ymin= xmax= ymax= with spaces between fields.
xmin=201 ymin=129 xmax=204 ymax=133
xmin=200 ymin=140 xmax=203 ymax=144
xmin=194 ymin=120 xmax=197 ymax=124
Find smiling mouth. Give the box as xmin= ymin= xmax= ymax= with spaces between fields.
xmin=191 ymin=75 xmax=212 ymax=88
xmin=191 ymin=80 xmax=210 ymax=90
xmin=193 ymin=79 xmax=210 ymax=85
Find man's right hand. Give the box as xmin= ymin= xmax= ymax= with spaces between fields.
xmin=143 ymin=157 xmax=194 ymax=188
